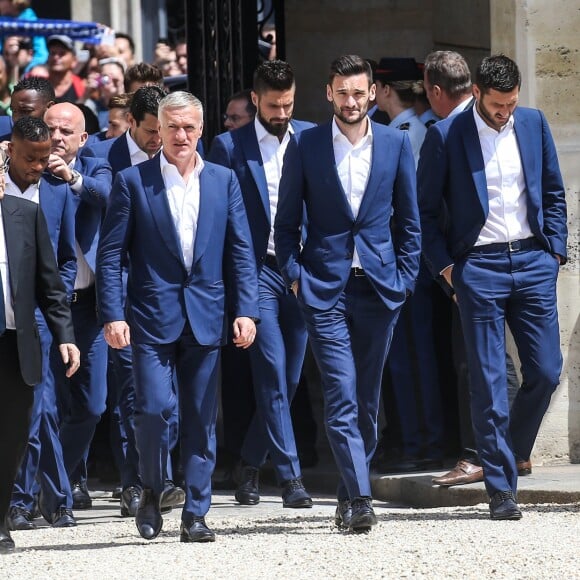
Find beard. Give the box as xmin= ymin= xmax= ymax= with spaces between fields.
xmin=257 ymin=110 xmax=290 ymax=137
xmin=331 ymin=99 xmax=370 ymax=125
xmin=476 ymin=99 xmax=511 ymax=131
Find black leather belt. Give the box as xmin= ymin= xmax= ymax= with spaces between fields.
xmin=263 ymin=254 xmax=279 ymax=271
xmin=350 ymin=267 xmax=366 ymax=277
xmin=471 ymin=238 xmax=541 ymax=254
xmin=71 ymin=285 xmax=96 ymax=304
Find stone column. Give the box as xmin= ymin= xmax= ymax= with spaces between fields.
xmin=491 ymin=0 xmax=580 ymax=463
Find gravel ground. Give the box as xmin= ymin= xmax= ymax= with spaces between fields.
xmin=1 ymin=490 xmax=578 ymax=579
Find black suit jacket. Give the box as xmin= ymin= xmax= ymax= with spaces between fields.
xmin=1 ymin=195 xmax=75 ymax=385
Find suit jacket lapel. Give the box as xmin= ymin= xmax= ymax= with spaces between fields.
xmin=461 ymin=113 xmax=489 ymax=215
xmin=2 ymin=196 xmax=24 ymax=299
xmin=191 ymin=167 xmax=215 ymax=267
xmin=240 ymin=127 xmax=270 ymax=222
xmin=514 ymin=112 xmax=539 ymax=210
xmin=321 ymin=122 xmax=355 ymax=221
xmin=356 ymin=124 xmax=386 ymax=223
xmin=141 ymin=157 xmax=186 ymax=270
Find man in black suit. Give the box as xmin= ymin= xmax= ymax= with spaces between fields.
xmin=0 ymin=139 xmax=80 ymax=554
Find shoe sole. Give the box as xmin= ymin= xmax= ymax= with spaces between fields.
xmin=490 ymin=511 xmax=523 ymax=520
xmin=72 ymin=501 xmax=92 ymax=510
xmin=283 ymin=500 xmax=313 ymax=509
xmin=180 ymin=533 xmax=216 ymax=543
xmin=160 ymin=490 xmax=186 ymax=510
xmin=349 ymin=514 xmax=378 ymax=532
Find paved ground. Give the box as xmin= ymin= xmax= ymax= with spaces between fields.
xmin=1 ymin=485 xmax=579 ymax=579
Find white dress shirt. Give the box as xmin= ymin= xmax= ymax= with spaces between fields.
xmin=127 ymin=130 xmax=150 ymax=166
xmin=254 ymin=117 xmax=294 ymax=257
xmin=4 ymin=170 xmax=40 ymax=204
xmin=68 ymin=158 xmax=94 ymax=290
xmin=0 ymin=203 xmax=15 ymax=329
xmin=473 ymin=107 xmax=532 ymax=246
xmin=161 ymin=151 xmax=204 ymax=271
xmin=332 ymin=117 xmax=373 ymax=268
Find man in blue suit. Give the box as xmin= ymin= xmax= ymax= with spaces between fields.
xmin=208 ymin=60 xmax=313 ymax=508
xmin=83 ymin=86 xmax=184 ymax=518
xmin=4 ymin=116 xmax=78 ymax=529
xmin=97 ymin=91 xmax=260 ymax=543
xmin=40 ymin=102 xmax=113 ymax=514
xmin=275 ymin=55 xmax=421 ymax=532
xmin=418 ymin=55 xmax=567 ymax=520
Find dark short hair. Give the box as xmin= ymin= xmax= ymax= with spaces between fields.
xmin=12 ymin=76 xmax=55 ymax=103
xmin=475 ymin=54 xmax=521 ymax=93
xmin=129 ymin=85 xmax=166 ymax=123
xmin=229 ymin=89 xmax=257 ymax=115
xmin=124 ymin=62 xmax=164 ymax=92
xmin=423 ymin=51 xmax=472 ymax=98
xmin=328 ymin=54 xmax=373 ymax=86
xmin=253 ymin=60 xmax=294 ymax=94
xmin=115 ymin=32 xmax=135 ymax=54
xmin=12 ymin=116 xmax=51 ymax=142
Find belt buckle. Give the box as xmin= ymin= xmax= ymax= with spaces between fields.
xmin=353 ymin=267 xmax=365 ymax=277
xmin=508 ymin=240 xmax=521 ymax=252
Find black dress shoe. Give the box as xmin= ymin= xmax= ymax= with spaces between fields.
xmin=180 ymin=517 xmax=216 ymax=543
xmin=235 ymin=466 xmax=260 ymax=505
xmin=334 ymin=500 xmax=352 ymax=529
xmin=112 ymin=486 xmax=123 ymax=500
xmin=136 ymin=488 xmax=163 ymax=540
xmin=8 ymin=507 xmax=36 ymax=531
xmin=159 ymin=481 xmax=185 ymax=514
xmin=282 ymin=478 xmax=313 ymax=508
xmin=0 ymin=527 xmax=15 ymax=554
xmin=52 ymin=507 xmax=77 ymax=528
xmin=120 ymin=486 xmax=142 ymax=517
xmin=349 ymin=497 xmax=378 ymax=533
xmin=71 ymin=481 xmax=92 ymax=510
xmin=489 ymin=490 xmax=522 ymax=520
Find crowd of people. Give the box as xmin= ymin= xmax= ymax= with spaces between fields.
xmin=0 ymin=4 xmax=568 ymax=554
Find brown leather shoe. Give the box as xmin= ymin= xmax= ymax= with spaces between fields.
xmin=516 ymin=459 xmax=532 ymax=476
xmin=432 ymin=460 xmax=483 ymax=486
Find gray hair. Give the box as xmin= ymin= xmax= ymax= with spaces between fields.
xmin=423 ymin=51 xmax=472 ymax=99
xmin=158 ymin=91 xmax=204 ymax=121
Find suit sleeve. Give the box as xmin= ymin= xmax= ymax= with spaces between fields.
xmin=75 ymin=158 xmax=113 ymax=208
xmin=538 ymin=110 xmax=568 ymax=262
xmin=417 ymin=124 xmax=453 ymax=277
xmin=224 ymin=170 xmax=260 ymax=320
xmin=57 ymin=188 xmax=78 ymax=298
xmin=274 ymin=138 xmax=304 ymax=287
xmin=34 ymin=205 xmax=75 ymax=345
xmin=96 ymin=171 xmax=132 ymax=323
xmin=392 ymin=132 xmax=421 ymax=292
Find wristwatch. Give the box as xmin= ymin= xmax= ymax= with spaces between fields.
xmin=68 ymin=169 xmax=81 ymax=186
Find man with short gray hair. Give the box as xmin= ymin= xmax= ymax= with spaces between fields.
xmin=97 ymin=91 xmax=260 ymax=543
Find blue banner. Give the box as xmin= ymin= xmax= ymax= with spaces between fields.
xmin=0 ymin=17 xmax=108 ymax=44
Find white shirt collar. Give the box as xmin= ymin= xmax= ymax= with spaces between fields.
xmin=126 ymin=130 xmax=154 ymax=161
xmin=331 ymin=116 xmax=373 ymax=146
xmin=159 ymin=150 xmax=205 ymax=179
xmin=4 ymin=168 xmax=40 ymax=197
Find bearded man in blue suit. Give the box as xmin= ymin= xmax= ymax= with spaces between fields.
xmin=208 ymin=60 xmax=314 ymax=509
xmin=418 ymin=55 xmax=567 ymax=520
xmin=97 ymin=91 xmax=259 ymax=543
xmin=275 ymin=55 xmax=421 ymax=533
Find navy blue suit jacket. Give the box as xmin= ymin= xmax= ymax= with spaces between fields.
xmin=72 ymin=155 xmax=113 ymax=272
xmin=81 ymin=132 xmax=132 ymax=177
xmin=417 ymin=106 xmax=568 ymax=277
xmin=35 ymin=174 xmax=78 ymax=298
xmin=207 ymin=119 xmax=315 ymax=263
xmin=274 ymin=120 xmax=421 ymax=311
xmin=96 ymin=155 xmax=260 ymax=346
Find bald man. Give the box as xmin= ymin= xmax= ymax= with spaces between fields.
xmin=43 ymin=103 xmax=113 ymax=512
